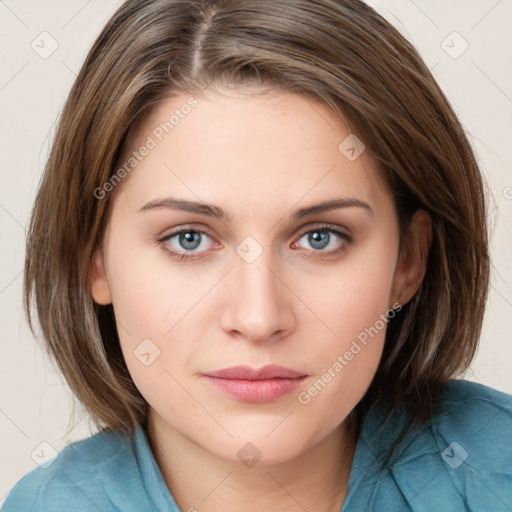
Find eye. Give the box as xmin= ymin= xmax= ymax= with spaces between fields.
xmin=157 ymin=223 xmax=353 ymax=261
xmin=292 ymin=224 xmax=353 ymax=256
xmin=158 ymin=226 xmax=217 ymax=260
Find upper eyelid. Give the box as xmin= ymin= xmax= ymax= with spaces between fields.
xmin=159 ymin=224 xmax=216 ymax=242
xmin=296 ymin=223 xmax=351 ymax=237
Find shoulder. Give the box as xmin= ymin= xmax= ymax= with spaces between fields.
xmin=431 ymin=379 xmax=512 ymax=451
xmin=425 ymin=380 xmax=512 ymax=510
xmin=347 ymin=379 xmax=512 ymax=511
xmin=429 ymin=379 xmax=512 ymax=469
xmin=437 ymin=378 xmax=512 ymax=412
xmin=399 ymin=380 xmax=512 ymax=510
xmin=2 ymin=428 xmax=135 ymax=512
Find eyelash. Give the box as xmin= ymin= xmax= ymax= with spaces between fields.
xmin=157 ymin=224 xmax=353 ymax=261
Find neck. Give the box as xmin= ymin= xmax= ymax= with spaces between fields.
xmin=146 ymin=412 xmax=360 ymax=512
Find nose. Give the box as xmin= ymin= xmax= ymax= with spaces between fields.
xmin=218 ymin=249 xmax=296 ymax=344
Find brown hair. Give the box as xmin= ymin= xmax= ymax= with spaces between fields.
xmin=24 ymin=0 xmax=490 ymax=434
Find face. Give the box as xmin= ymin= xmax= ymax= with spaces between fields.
xmin=90 ymin=88 xmax=428 ymax=464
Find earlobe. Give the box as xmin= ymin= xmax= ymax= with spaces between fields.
xmin=391 ymin=209 xmax=432 ymax=307
xmin=89 ymin=248 xmax=113 ymax=305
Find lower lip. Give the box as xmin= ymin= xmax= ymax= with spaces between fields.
xmin=203 ymin=376 xmax=306 ymax=403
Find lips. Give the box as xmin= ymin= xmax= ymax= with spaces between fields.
xmin=204 ymin=364 xmax=306 ymax=380
xmin=202 ymin=365 xmax=307 ymax=403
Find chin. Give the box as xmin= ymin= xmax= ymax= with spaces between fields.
xmin=208 ymin=425 xmax=313 ymax=466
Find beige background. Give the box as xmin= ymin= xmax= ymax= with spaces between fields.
xmin=1 ymin=0 xmax=511 ymax=503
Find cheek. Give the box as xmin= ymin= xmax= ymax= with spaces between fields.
xmin=293 ymin=227 xmax=398 ymax=413
xmin=105 ymin=235 xmax=195 ymax=336
xmin=295 ymin=298 xmax=389 ymax=433
xmin=302 ymin=224 xmax=398 ymax=344
xmin=103 ymin=234 xmax=214 ymax=398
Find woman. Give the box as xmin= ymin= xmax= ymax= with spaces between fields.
xmin=3 ymin=0 xmax=511 ymax=510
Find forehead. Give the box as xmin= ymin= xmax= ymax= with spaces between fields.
xmin=114 ymin=88 xmax=391 ymax=215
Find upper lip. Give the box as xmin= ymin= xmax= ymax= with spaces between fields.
xmin=203 ymin=364 xmax=306 ymax=380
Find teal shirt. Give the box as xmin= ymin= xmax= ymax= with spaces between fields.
xmin=3 ymin=379 xmax=512 ymax=511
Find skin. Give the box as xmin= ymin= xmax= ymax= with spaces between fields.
xmin=90 ymin=88 xmax=431 ymax=512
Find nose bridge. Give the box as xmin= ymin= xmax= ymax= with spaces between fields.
xmin=220 ymin=241 xmax=294 ymax=342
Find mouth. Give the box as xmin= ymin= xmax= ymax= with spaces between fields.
xmin=201 ymin=365 xmax=308 ymax=403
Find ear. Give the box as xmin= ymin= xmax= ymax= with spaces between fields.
xmin=89 ymin=247 xmax=113 ymax=305
xmin=390 ymin=209 xmax=432 ymax=307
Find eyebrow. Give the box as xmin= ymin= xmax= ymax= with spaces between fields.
xmin=138 ymin=196 xmax=373 ymax=220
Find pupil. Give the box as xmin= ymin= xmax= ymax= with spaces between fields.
xmin=310 ymin=231 xmax=329 ymax=250
xmin=180 ymin=232 xmax=201 ymax=250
